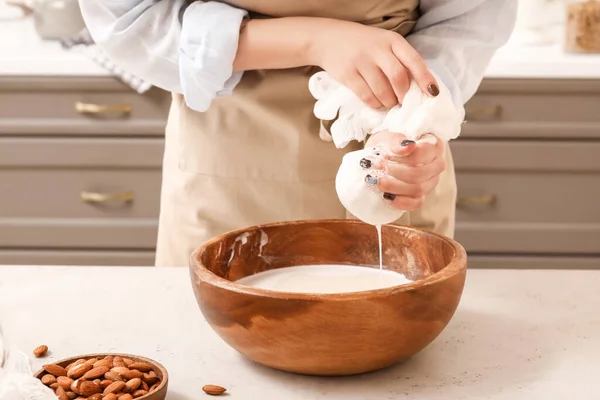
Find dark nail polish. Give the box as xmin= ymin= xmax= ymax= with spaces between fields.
xmin=428 ymin=84 xmax=439 ymax=97
xmin=360 ymin=158 xmax=372 ymax=169
xmin=365 ymin=174 xmax=378 ymax=185
xmin=401 ymin=139 xmax=416 ymax=147
xmin=383 ymin=193 xmax=396 ymax=201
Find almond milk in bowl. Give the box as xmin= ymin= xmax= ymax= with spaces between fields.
xmin=189 ymin=219 xmax=467 ymax=376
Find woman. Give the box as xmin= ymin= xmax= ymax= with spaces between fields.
xmin=80 ymin=0 xmax=517 ymax=267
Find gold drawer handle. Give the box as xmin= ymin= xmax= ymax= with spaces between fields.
xmin=75 ymin=102 xmax=132 ymax=116
xmin=80 ymin=191 xmax=135 ymax=204
xmin=457 ymin=194 xmax=497 ymax=208
xmin=465 ymin=104 xmax=502 ymax=121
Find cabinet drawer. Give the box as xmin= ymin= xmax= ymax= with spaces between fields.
xmin=0 ymin=137 xmax=163 ymax=249
xmin=462 ymin=79 xmax=600 ymax=139
xmin=452 ymin=140 xmax=600 ymax=254
xmin=0 ymin=249 xmax=155 ymax=266
xmin=0 ymin=77 xmax=170 ymax=136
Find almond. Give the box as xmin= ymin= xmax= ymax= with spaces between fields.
xmin=42 ymin=364 xmax=67 ymax=377
xmin=111 ymin=366 xmax=130 ymax=377
xmin=66 ymin=392 xmax=77 ymax=400
xmin=132 ymin=390 xmax=148 ymax=398
xmin=33 ymin=345 xmax=48 ymax=358
xmin=69 ymin=362 xmax=93 ymax=379
xmin=118 ymin=395 xmax=133 ymax=400
xmin=100 ymin=379 xmax=113 ymax=389
xmin=105 ymin=371 xmax=125 ymax=382
xmin=50 ymin=382 xmax=59 ymax=390
xmin=124 ymin=378 xmax=141 ymax=393
xmin=103 ymin=394 xmax=118 ymax=400
xmin=56 ymin=386 xmax=69 ymax=400
xmin=87 ymin=394 xmax=103 ymax=400
xmin=103 ymin=381 xmax=126 ymax=395
xmin=93 ymin=359 xmax=112 ymax=369
xmin=202 ymin=384 xmax=227 ymax=396
xmin=41 ymin=374 xmax=56 ymax=385
xmin=141 ymin=371 xmax=158 ymax=384
xmin=69 ymin=359 xmax=86 ymax=371
xmin=83 ymin=366 xmax=109 ymax=380
xmin=113 ymin=356 xmax=123 ymax=362
xmin=84 ymin=357 xmax=99 ymax=367
xmin=113 ymin=361 xmax=127 ymax=368
xmin=127 ymin=362 xmax=152 ymax=372
xmin=57 ymin=376 xmax=74 ymax=390
xmin=122 ymin=369 xmax=143 ymax=380
xmin=78 ymin=381 xmax=102 ymax=397
xmin=70 ymin=379 xmax=83 ymax=394
xmin=140 ymin=381 xmax=149 ymax=391
xmin=123 ymin=358 xmax=134 ymax=367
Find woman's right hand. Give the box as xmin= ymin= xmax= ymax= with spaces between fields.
xmin=307 ymin=19 xmax=439 ymax=109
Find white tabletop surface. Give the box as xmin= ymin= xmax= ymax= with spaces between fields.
xmin=2 ymin=16 xmax=600 ymax=79
xmin=0 ymin=266 xmax=599 ymax=399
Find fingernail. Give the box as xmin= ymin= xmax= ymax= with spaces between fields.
xmin=383 ymin=193 xmax=396 ymax=201
xmin=365 ymin=174 xmax=378 ymax=185
xmin=428 ymin=84 xmax=439 ymax=97
xmin=401 ymin=139 xmax=415 ymax=147
xmin=360 ymin=158 xmax=372 ymax=169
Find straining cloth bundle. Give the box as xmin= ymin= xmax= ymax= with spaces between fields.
xmin=0 ymin=353 xmax=56 ymax=400
xmin=309 ymin=71 xmax=465 ymax=226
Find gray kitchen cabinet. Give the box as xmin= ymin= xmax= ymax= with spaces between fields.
xmin=1 ymin=77 xmax=598 ymax=268
xmin=0 ymin=77 xmax=169 ymax=266
xmin=455 ymin=79 xmax=600 ymax=269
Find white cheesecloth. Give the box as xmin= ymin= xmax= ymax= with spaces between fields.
xmin=308 ymin=71 xmax=465 ymax=225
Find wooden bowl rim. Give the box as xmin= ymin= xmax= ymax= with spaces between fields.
xmin=190 ymin=219 xmax=467 ymax=301
xmin=33 ymin=352 xmax=168 ymax=400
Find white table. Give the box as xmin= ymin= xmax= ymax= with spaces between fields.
xmin=0 ymin=266 xmax=599 ymax=399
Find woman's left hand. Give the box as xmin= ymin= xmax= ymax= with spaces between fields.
xmin=363 ymin=131 xmax=446 ymax=211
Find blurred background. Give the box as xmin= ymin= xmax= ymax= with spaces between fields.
xmin=0 ymin=0 xmax=598 ymax=268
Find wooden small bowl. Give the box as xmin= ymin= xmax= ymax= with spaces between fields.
xmin=33 ymin=353 xmax=168 ymax=400
xmin=190 ymin=219 xmax=467 ymax=376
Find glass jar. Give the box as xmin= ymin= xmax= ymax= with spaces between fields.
xmin=33 ymin=0 xmax=86 ymax=40
xmin=565 ymin=0 xmax=600 ymax=53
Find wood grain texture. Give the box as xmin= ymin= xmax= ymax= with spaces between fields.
xmin=33 ymin=353 xmax=168 ymax=400
xmin=189 ymin=219 xmax=467 ymax=376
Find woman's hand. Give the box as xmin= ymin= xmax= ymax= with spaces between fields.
xmin=363 ymin=132 xmax=445 ymax=211
xmin=308 ymin=19 xmax=439 ymax=109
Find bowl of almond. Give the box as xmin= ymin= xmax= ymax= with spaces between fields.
xmin=33 ymin=353 xmax=168 ymax=400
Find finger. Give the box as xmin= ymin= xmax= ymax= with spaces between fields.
xmin=378 ymin=55 xmax=410 ymax=104
xmin=385 ymin=134 xmax=442 ymax=165
xmin=391 ymin=39 xmax=439 ymax=97
xmin=382 ymin=193 xmax=425 ymax=211
xmin=357 ymin=63 xmax=398 ymax=109
xmin=385 ymin=158 xmax=446 ymax=184
xmin=368 ymin=174 xmax=440 ymax=198
xmin=341 ymin=70 xmax=383 ymax=109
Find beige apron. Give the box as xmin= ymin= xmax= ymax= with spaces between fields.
xmin=156 ymin=0 xmax=457 ymax=267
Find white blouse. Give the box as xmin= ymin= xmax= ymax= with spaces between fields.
xmin=79 ymin=0 xmax=517 ymax=112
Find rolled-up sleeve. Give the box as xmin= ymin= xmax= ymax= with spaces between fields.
xmin=79 ymin=0 xmax=247 ymax=112
xmin=406 ymin=0 xmax=518 ymax=105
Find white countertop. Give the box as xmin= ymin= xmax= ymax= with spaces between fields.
xmin=2 ymin=17 xmax=600 ymax=79
xmin=0 ymin=266 xmax=599 ymax=399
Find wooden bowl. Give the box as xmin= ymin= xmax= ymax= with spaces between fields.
xmin=190 ymin=219 xmax=467 ymax=376
xmin=33 ymin=353 xmax=168 ymax=400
